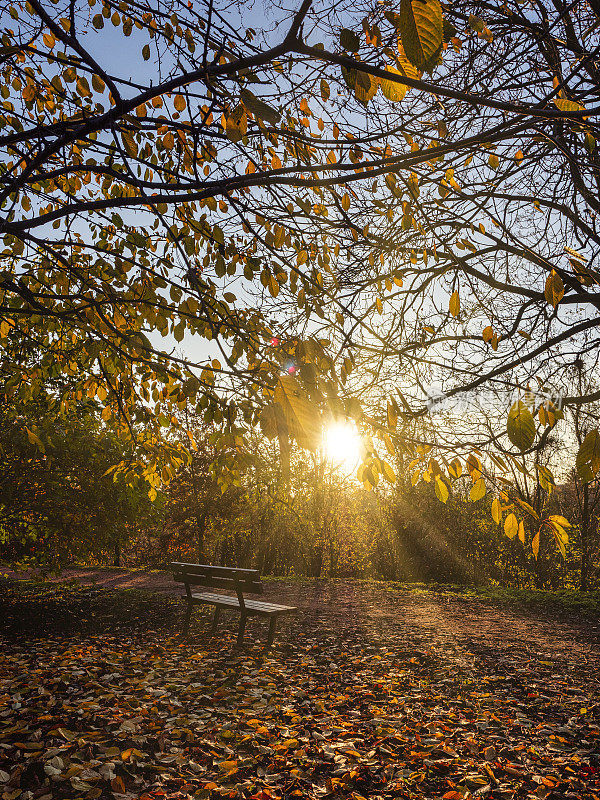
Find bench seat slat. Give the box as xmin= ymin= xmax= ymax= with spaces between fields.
xmin=191 ymin=592 xmax=296 ymax=615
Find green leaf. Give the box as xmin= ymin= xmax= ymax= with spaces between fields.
xmin=507 ymin=400 xmax=535 ymax=451
xmin=442 ymin=18 xmax=457 ymax=42
xmin=585 ymin=132 xmax=596 ymax=153
xmin=240 ymin=89 xmax=280 ymax=126
xmin=576 ymin=429 xmax=600 ymax=482
xmin=341 ymin=65 xmax=357 ymax=91
xmin=354 ymin=71 xmax=377 ymax=106
xmin=340 ymin=28 xmax=360 ymax=51
xmin=399 ymin=0 xmax=443 ymax=70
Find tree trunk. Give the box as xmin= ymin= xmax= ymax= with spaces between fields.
xmin=196 ymin=511 xmax=206 ymax=563
xmin=310 ymin=545 xmax=323 ymax=578
xmin=581 ymin=483 xmax=590 ymax=591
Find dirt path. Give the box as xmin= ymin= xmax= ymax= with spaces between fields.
xmin=3 ymin=566 xmax=599 ymax=683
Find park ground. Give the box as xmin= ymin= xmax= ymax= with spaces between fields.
xmin=1 ymin=569 xmax=600 ymax=799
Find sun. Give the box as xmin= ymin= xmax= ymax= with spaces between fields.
xmin=323 ymin=422 xmax=363 ymax=474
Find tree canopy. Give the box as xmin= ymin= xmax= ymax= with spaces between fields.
xmin=1 ymin=0 xmax=600 ymax=555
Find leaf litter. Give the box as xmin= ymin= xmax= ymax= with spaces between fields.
xmin=1 ymin=578 xmax=600 ymax=800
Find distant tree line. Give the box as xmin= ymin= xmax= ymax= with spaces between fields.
xmin=2 ymin=396 xmax=599 ymax=590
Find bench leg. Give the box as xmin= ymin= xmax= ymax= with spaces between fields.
xmin=237 ymin=614 xmax=247 ymax=647
xmin=266 ymin=616 xmax=277 ymax=649
xmin=211 ymin=606 xmax=221 ymax=632
xmin=182 ymin=602 xmax=193 ymax=636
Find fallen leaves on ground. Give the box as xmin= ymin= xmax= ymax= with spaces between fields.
xmin=1 ymin=580 xmax=600 ymax=800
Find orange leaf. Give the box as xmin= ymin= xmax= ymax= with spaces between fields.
xmin=111 ymin=777 xmax=126 ymax=793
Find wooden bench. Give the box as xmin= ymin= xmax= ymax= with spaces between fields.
xmin=171 ymin=563 xmax=297 ymax=648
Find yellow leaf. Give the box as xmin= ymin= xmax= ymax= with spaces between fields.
xmin=380 ymin=66 xmax=410 ymax=102
xmin=491 ymin=497 xmax=501 ymax=525
xmin=470 ymin=478 xmax=486 ymax=502
xmin=225 ymin=105 xmax=247 ymax=143
xmin=576 ymin=429 xmax=600 ymax=482
xmin=532 ymin=530 xmax=540 ymax=559
xmin=548 ymin=520 xmax=568 ymax=558
xmin=549 ymin=514 xmax=571 ymax=527
xmin=544 ymin=270 xmax=564 ymax=308
xmin=382 ymin=461 xmax=396 ymax=483
xmin=387 ymin=400 xmax=397 ymax=430
xmin=449 ymin=290 xmax=460 ymax=317
xmin=553 ymin=98 xmax=585 ymax=114
xmin=174 ymin=94 xmax=186 ymax=112
xmin=435 ymin=475 xmax=448 ymax=503
xmin=504 ymin=513 xmax=518 ymax=539
xmin=0 ymin=318 xmax=14 ymax=338
xmin=448 ymin=458 xmax=462 ymax=479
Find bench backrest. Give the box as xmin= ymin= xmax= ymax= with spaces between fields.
xmin=171 ymin=563 xmax=264 ymax=598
